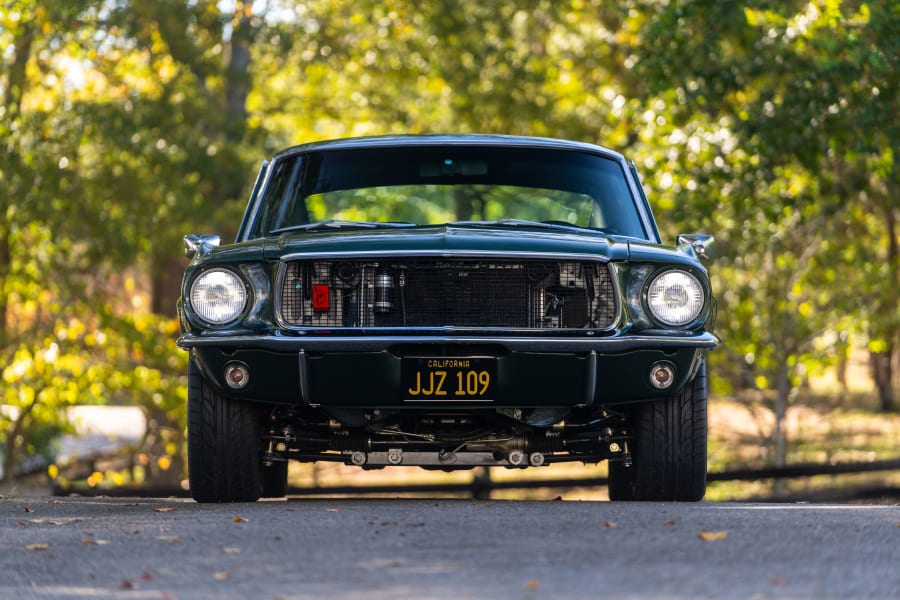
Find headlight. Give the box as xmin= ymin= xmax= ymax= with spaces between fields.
xmin=646 ymin=269 xmax=705 ymax=327
xmin=189 ymin=269 xmax=248 ymax=325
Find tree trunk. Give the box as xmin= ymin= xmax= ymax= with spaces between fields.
xmin=0 ymin=22 xmax=35 ymax=347
xmin=879 ymin=204 xmax=898 ymax=412
xmin=225 ymin=1 xmax=253 ymax=143
xmin=773 ymin=362 xmax=790 ymax=468
xmin=836 ymin=350 xmax=848 ymax=394
xmin=1 ymin=397 xmax=39 ymax=485
xmin=0 ymin=221 xmax=10 ymax=347
xmin=150 ymin=249 xmax=185 ymax=317
xmin=773 ymin=361 xmax=791 ymax=496
xmin=871 ymin=346 xmax=895 ymax=413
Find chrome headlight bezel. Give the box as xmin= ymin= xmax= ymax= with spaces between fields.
xmin=644 ymin=268 xmax=707 ymax=328
xmin=188 ymin=268 xmax=249 ymax=326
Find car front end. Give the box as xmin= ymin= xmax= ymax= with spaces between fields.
xmin=177 ymin=135 xmax=717 ymax=501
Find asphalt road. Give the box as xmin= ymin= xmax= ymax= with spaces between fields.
xmin=2 ymin=496 xmax=898 ymax=599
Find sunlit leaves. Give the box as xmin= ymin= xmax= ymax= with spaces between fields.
xmin=629 ymin=0 xmax=898 ymax=423
xmin=2 ymin=0 xmax=897 ymax=483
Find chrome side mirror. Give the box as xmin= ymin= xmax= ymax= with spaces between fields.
xmin=677 ymin=233 xmax=714 ymax=260
xmin=184 ymin=234 xmax=221 ymax=259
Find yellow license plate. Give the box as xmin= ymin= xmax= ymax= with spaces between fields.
xmin=401 ymin=357 xmax=496 ymax=402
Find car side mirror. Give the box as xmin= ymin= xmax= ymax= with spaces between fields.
xmin=676 ymin=233 xmax=714 ymax=260
xmin=184 ymin=234 xmax=221 ymax=259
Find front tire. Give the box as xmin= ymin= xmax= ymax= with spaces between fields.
xmin=187 ymin=359 xmax=263 ymax=502
xmin=608 ymin=361 xmax=708 ymax=501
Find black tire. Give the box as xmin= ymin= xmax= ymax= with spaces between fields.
xmin=187 ymin=359 xmax=263 ymax=502
xmin=608 ymin=361 xmax=708 ymax=501
xmin=261 ymin=461 xmax=289 ymax=498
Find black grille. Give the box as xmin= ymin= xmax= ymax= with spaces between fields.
xmin=280 ymin=258 xmax=616 ymax=330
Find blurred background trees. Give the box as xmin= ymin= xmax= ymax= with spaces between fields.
xmin=1 ymin=0 xmax=896 ymax=485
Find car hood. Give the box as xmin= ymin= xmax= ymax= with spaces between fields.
xmin=262 ymin=225 xmax=633 ymax=261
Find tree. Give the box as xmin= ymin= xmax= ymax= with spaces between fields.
xmin=625 ymin=0 xmax=899 ymax=466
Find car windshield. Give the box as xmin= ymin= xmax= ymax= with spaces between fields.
xmin=247 ymin=145 xmax=648 ymax=239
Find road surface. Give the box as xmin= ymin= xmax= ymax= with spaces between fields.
xmin=2 ymin=496 xmax=898 ymax=599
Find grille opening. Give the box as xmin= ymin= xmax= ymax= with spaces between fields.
xmin=280 ymin=258 xmax=616 ymax=331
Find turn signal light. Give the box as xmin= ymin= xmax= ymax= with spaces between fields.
xmin=224 ymin=362 xmax=250 ymax=389
xmin=649 ymin=362 xmax=676 ymax=390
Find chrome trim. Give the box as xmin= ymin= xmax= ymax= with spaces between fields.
xmin=184 ymin=234 xmax=221 ymax=259
xmin=298 ymin=350 xmax=314 ymax=406
xmin=238 ymin=161 xmax=274 ymax=243
xmin=236 ymin=160 xmax=270 ymax=242
xmin=178 ymin=332 xmax=720 ymax=353
xmin=677 ymin=233 xmax=715 ymax=260
xmin=641 ymin=266 xmax=713 ymax=331
xmin=186 ymin=267 xmax=251 ymax=326
xmin=278 ymin=249 xmax=612 ymax=262
xmin=627 ymin=160 xmax=662 ymax=244
xmin=272 ymin=253 xmax=621 ymax=333
xmin=585 ymin=350 xmax=597 ymax=406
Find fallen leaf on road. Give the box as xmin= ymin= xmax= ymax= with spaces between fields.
xmin=233 ymin=515 xmax=248 ymax=523
xmin=698 ymin=530 xmax=729 ymax=542
xmin=155 ymin=535 xmax=182 ymax=543
xmin=82 ymin=539 xmax=111 ymax=545
xmin=120 ymin=580 xmax=136 ymax=589
xmin=153 ymin=507 xmax=177 ymax=513
xmin=525 ymin=580 xmax=540 ymax=590
xmin=662 ymin=520 xmax=677 ymax=526
xmin=224 ymin=547 xmax=241 ymax=554
xmin=26 ymin=543 xmax=49 ymax=551
xmin=213 ymin=571 xmax=232 ymax=581
xmin=604 ymin=521 xmax=618 ymax=529
xmin=326 ymin=508 xmax=342 ymax=512
xmin=23 ymin=507 xmax=33 ymax=513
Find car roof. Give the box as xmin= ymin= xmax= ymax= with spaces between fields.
xmin=271 ymin=134 xmax=627 ymax=163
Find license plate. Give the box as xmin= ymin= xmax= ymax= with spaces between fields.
xmin=401 ymin=357 xmax=496 ymax=402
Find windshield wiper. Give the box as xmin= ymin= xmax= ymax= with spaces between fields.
xmin=447 ymin=219 xmax=589 ymax=233
xmin=271 ymin=220 xmax=417 ymax=235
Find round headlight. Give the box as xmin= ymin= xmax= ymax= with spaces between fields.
xmin=189 ymin=269 xmax=248 ymax=325
xmin=646 ymin=270 xmax=705 ymax=327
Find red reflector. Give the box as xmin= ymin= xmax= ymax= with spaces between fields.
xmin=312 ymin=284 xmax=330 ymax=311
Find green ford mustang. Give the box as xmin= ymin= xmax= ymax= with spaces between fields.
xmin=177 ymin=134 xmax=718 ymax=502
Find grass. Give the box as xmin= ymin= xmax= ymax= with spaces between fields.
xmin=704 ymin=392 xmax=900 ymax=501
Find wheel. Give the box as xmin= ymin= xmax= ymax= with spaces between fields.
xmin=261 ymin=461 xmax=288 ymax=498
xmin=608 ymin=360 xmax=708 ymax=501
xmin=187 ymin=359 xmax=263 ymax=502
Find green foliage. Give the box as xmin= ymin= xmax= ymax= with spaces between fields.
xmin=1 ymin=0 xmax=897 ymax=483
